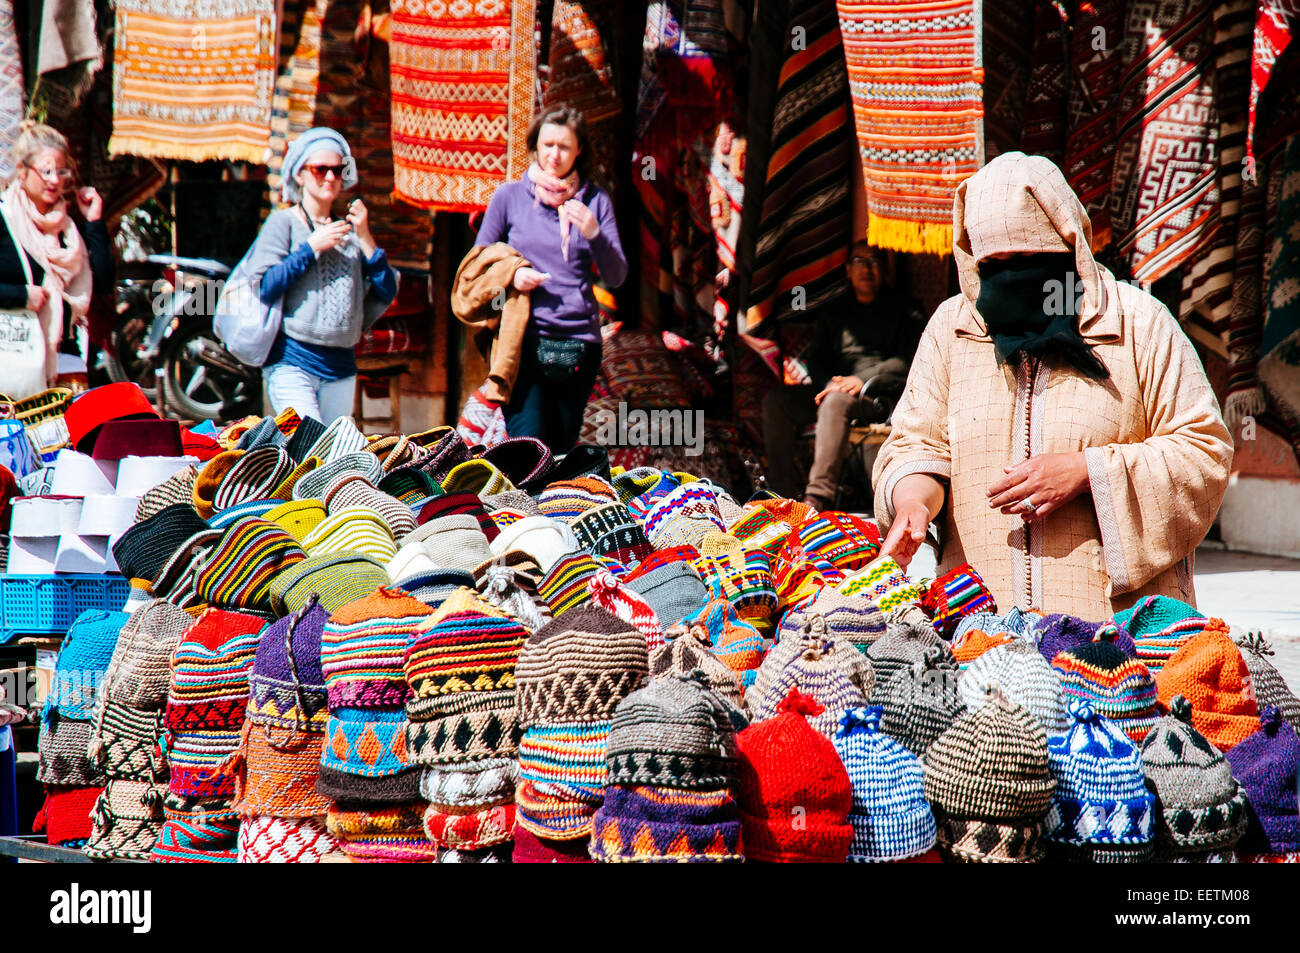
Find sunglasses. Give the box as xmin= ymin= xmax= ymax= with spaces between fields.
xmin=29 ymin=166 xmax=74 ymax=183
xmin=303 ymin=164 xmax=345 ymax=180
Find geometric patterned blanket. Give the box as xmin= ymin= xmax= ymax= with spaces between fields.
xmin=110 ymin=0 xmax=278 ymax=162
xmin=390 ymin=0 xmax=537 ymax=213
xmin=837 ymin=0 xmax=984 ymax=255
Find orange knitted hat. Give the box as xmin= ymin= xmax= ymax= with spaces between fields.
xmin=1156 ymin=623 xmax=1260 ymax=752
xmin=192 ymin=450 xmax=246 ymax=519
xmin=952 ymin=628 xmax=1015 ymax=667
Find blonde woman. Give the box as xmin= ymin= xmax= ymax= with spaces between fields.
xmin=0 ymin=121 xmax=112 ymax=396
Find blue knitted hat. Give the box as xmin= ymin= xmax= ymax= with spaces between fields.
xmin=833 ymin=706 xmax=936 ymax=862
xmin=47 ymin=610 xmax=129 ymax=720
xmin=1045 ymin=699 xmax=1156 ymax=860
xmin=281 ymin=127 xmax=357 ymax=202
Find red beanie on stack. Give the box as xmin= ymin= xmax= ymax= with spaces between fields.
xmin=734 ymin=688 xmax=853 ymax=862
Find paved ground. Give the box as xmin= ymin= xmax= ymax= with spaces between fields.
xmin=904 ymin=541 xmax=1300 ymax=692
xmin=1194 ymin=544 xmax=1300 ymax=692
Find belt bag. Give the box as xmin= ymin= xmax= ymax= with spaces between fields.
xmin=535 ymin=336 xmax=586 ymax=382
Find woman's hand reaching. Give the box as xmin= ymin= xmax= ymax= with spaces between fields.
xmin=563 ymin=199 xmax=600 ymax=240
xmin=512 ymin=267 xmax=549 ymax=292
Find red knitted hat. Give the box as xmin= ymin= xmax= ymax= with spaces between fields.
xmin=1156 ymin=623 xmax=1261 ymax=751
xmin=33 ymin=785 xmax=102 ymax=845
xmin=734 ymin=688 xmax=853 ymax=862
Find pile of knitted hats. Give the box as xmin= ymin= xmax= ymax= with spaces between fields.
xmin=22 ymin=399 xmax=1299 ymax=864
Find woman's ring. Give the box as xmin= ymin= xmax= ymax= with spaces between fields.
xmin=1020 ymin=499 xmax=1037 ymax=517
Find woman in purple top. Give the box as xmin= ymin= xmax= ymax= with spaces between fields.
xmin=475 ymin=105 xmax=627 ymax=454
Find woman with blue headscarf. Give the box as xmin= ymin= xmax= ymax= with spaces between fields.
xmin=246 ymin=127 xmax=399 ymax=422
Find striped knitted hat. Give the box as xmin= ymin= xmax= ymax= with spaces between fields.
xmin=1045 ymin=699 xmax=1156 ymax=862
xmin=421 ymin=429 xmax=475 ymax=483
xmin=749 ymin=621 xmax=873 ymax=739
xmin=192 ymin=450 xmax=245 ymax=518
xmin=1115 ymin=595 xmax=1206 ymax=671
xmin=269 ymin=455 xmax=319 ymax=499
xmin=479 ymin=435 xmax=554 ymax=486
xmin=212 ymin=446 xmax=293 ymax=513
xmin=649 ymin=624 xmax=744 ymax=707
xmin=589 ymin=786 xmax=744 ymax=863
xmin=605 ymin=673 xmax=745 ymax=790
xmin=379 ymin=464 xmax=444 ymax=507
xmin=783 ymin=511 xmax=881 ymax=576
xmin=876 ymin=647 xmax=966 ymax=760
xmin=571 ymin=501 xmax=653 ymax=567
xmin=518 ymin=442 xmax=609 ymax=493
xmin=1053 ymin=641 xmax=1159 ymax=743
xmin=364 ymin=433 xmax=431 ymax=473
xmin=921 ymin=563 xmax=997 ymax=639
xmin=923 ymin=689 xmax=1055 ymax=863
xmin=323 ymin=472 xmax=417 ymax=541
xmin=207 ymin=499 xmax=280 ymax=529
xmin=778 ymin=588 xmax=887 ymax=652
xmin=1234 ymin=633 xmax=1300 ymax=733
xmin=866 ymin=618 xmax=953 ymax=690
xmin=748 ymin=616 xmax=874 ymax=725
xmin=321 ymin=587 xmax=435 ymax=710
xmin=112 ymin=503 xmax=212 ymax=582
xmin=163 ymin=609 xmax=263 ymax=799
xmin=537 ymin=550 xmax=603 ymax=619
xmin=193 ymin=517 xmax=306 ymax=613
xmin=833 ymin=706 xmax=937 ymax=862
xmin=1141 ymin=695 xmax=1248 ymax=855
xmin=403 ymin=589 xmax=527 ymax=761
xmin=404 ymin=514 xmax=494 ymax=572
xmin=303 ymin=415 xmax=368 ymax=464
xmin=683 ymin=598 xmax=765 ymax=688
xmin=734 ymin=690 xmax=853 ymax=863
xmin=440 ymin=458 xmax=515 ymax=497
xmin=416 ymin=492 xmax=497 ymax=538
xmin=611 ymin=465 xmax=667 ymax=505
xmin=292 ymin=452 xmax=383 ymax=502
xmin=959 ymin=639 xmax=1068 ymax=734
xmin=325 ymin=801 xmax=434 ymax=862
xmin=1155 ymin=625 xmax=1260 ymax=752
xmin=318 ymin=705 xmax=422 ymax=804
xmin=514 ymin=607 xmax=649 ymax=839
xmin=538 ymin=476 xmax=620 ymax=524
xmin=838 ymin=555 xmax=923 ymax=610
xmin=149 ymin=529 xmax=221 ymax=610
xmin=698 ymin=548 xmax=778 ymax=636
xmin=642 ymin=482 xmax=725 ymax=541
xmin=301 ymin=506 xmax=398 ymax=561
xmin=268 ymin=552 xmax=390 ymax=616
xmin=134 ymin=464 xmax=198 ymax=523
xmin=727 ymin=499 xmax=810 ymax=556
xmin=401 ymin=568 xmax=477 ymax=609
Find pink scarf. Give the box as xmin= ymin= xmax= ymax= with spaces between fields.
xmin=3 ymin=182 xmax=92 ymax=385
xmin=528 ymin=163 xmax=580 ymax=261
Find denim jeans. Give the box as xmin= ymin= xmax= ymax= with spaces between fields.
xmin=504 ymin=337 xmax=601 ymax=456
xmin=264 ymin=362 xmax=356 ymax=424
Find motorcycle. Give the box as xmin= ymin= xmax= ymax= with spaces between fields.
xmin=105 ymin=255 xmax=262 ymax=423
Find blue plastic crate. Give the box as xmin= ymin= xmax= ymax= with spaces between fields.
xmin=0 ymin=575 xmax=130 ymax=643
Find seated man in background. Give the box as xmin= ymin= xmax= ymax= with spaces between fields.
xmin=761 ymin=240 xmax=927 ymax=510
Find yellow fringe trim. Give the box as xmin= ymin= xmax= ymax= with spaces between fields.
xmin=108 ymin=136 xmax=269 ymax=165
xmin=867 ymin=213 xmax=953 ymax=256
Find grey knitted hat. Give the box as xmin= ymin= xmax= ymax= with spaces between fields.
xmin=1234 ymin=633 xmax=1300 ymax=734
xmin=625 ymin=558 xmax=710 ymax=629
xmin=405 ymin=515 xmax=493 ymax=573
xmin=876 ymin=645 xmax=966 ymax=760
xmin=777 ymin=589 xmax=887 ymax=652
xmin=482 ymin=489 xmax=544 ymax=516
xmin=650 ymin=624 xmax=744 ymax=707
xmin=605 ymin=672 xmax=747 ymax=789
xmin=748 ymin=615 xmax=874 ymax=737
xmin=1140 ymin=694 xmax=1249 ymax=854
xmin=292 ymin=452 xmax=384 ymax=502
xmin=958 ymin=639 xmax=1068 ymax=734
xmin=867 ymin=618 xmax=953 ymax=689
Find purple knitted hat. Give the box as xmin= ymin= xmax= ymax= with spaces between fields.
xmin=247 ymin=597 xmax=330 ymax=732
xmin=1035 ymin=613 xmax=1136 ymax=663
xmin=1223 ymin=706 xmax=1300 ymax=854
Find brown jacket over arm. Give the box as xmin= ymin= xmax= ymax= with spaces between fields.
xmin=452 ymin=243 xmax=532 ymax=403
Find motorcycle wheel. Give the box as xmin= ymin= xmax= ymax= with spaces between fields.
xmin=102 ymin=307 xmax=159 ymax=402
xmin=160 ymin=320 xmax=261 ymax=424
